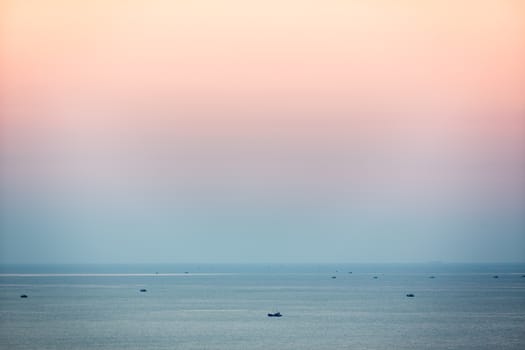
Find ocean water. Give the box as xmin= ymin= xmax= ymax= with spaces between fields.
xmin=1 ymin=264 xmax=524 ymax=350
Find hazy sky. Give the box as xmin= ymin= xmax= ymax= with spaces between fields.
xmin=1 ymin=0 xmax=524 ymax=264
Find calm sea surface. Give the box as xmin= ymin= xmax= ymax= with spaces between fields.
xmin=1 ymin=264 xmax=524 ymax=350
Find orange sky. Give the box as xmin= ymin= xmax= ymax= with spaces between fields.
xmin=2 ymin=0 xmax=524 ymax=117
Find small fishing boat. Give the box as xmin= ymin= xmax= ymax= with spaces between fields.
xmin=267 ymin=312 xmax=282 ymax=317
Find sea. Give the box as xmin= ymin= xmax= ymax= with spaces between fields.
xmin=1 ymin=263 xmax=524 ymax=350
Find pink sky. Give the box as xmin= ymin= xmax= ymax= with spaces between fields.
xmin=2 ymin=0 xmax=524 ymax=189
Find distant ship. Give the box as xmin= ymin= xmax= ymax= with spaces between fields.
xmin=267 ymin=312 xmax=282 ymax=317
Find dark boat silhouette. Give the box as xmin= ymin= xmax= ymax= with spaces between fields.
xmin=140 ymin=289 xmax=147 ymax=292
xmin=406 ymin=294 xmax=415 ymax=297
xmin=267 ymin=312 xmax=282 ymax=317
xmin=20 ymin=294 xmax=28 ymax=298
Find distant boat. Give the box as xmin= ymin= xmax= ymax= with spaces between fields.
xmin=429 ymin=276 xmax=436 ymax=279
xmin=268 ymin=312 xmax=282 ymax=317
xmin=331 ymin=276 xmax=337 ymax=279
xmin=20 ymin=294 xmax=28 ymax=298
xmin=406 ymin=294 xmax=415 ymax=297
xmin=373 ymin=276 xmax=378 ymax=279
xmin=140 ymin=289 xmax=147 ymax=292
xmin=493 ymin=275 xmax=499 ymax=279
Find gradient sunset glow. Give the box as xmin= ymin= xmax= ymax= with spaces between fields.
xmin=1 ymin=0 xmax=524 ymax=263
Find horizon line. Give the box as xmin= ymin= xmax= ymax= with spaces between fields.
xmin=2 ymin=261 xmax=525 ymax=265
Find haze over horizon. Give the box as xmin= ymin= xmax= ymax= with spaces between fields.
xmin=1 ymin=0 xmax=524 ymax=265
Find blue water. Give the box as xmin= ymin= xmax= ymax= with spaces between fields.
xmin=1 ymin=264 xmax=524 ymax=349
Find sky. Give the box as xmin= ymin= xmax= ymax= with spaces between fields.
xmin=1 ymin=0 xmax=524 ymax=264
